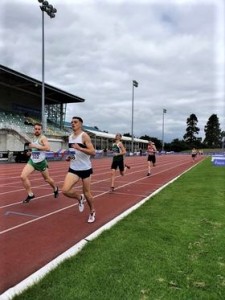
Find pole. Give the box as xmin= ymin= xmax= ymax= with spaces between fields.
xmin=38 ymin=0 xmax=57 ymax=132
xmin=41 ymin=10 xmax=46 ymax=132
xmin=162 ymin=110 xmax=165 ymax=152
xmin=131 ymin=80 xmax=138 ymax=154
xmin=131 ymin=83 xmax=134 ymax=154
xmin=162 ymin=108 xmax=167 ymax=152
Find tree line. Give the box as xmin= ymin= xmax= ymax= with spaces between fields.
xmin=124 ymin=114 xmax=225 ymax=152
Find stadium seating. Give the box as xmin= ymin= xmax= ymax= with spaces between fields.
xmin=0 ymin=111 xmax=69 ymax=137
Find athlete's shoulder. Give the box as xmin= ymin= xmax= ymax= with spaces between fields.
xmin=40 ymin=134 xmax=48 ymax=142
xmin=81 ymin=131 xmax=89 ymax=137
xmin=82 ymin=131 xmax=92 ymax=141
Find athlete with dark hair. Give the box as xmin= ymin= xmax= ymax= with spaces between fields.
xmin=62 ymin=116 xmax=96 ymax=223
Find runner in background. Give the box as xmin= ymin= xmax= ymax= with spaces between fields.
xmin=191 ymin=147 xmax=198 ymax=162
xmin=146 ymin=141 xmax=157 ymax=176
xmin=110 ymin=133 xmax=130 ymax=192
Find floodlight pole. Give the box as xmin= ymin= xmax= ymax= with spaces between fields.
xmin=162 ymin=108 xmax=167 ymax=152
xmin=41 ymin=10 xmax=45 ymax=132
xmin=38 ymin=0 xmax=57 ymax=133
xmin=131 ymin=80 xmax=138 ymax=154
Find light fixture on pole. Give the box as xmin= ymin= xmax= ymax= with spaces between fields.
xmin=131 ymin=80 xmax=138 ymax=154
xmin=38 ymin=0 xmax=57 ymax=132
xmin=162 ymin=108 xmax=167 ymax=152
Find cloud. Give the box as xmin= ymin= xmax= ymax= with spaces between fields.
xmin=0 ymin=0 xmax=224 ymax=142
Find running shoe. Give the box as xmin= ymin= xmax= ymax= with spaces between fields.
xmin=79 ymin=194 xmax=85 ymax=212
xmin=125 ymin=164 xmax=131 ymax=169
xmin=109 ymin=187 xmax=115 ymax=193
xmin=147 ymin=173 xmax=151 ymax=176
xmin=54 ymin=186 xmax=59 ymax=198
xmin=88 ymin=211 xmax=96 ymax=223
xmin=23 ymin=194 xmax=35 ymax=203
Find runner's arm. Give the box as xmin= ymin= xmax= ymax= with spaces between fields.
xmin=73 ymin=133 xmax=96 ymax=156
xmin=29 ymin=136 xmax=50 ymax=151
xmin=117 ymin=142 xmax=126 ymax=156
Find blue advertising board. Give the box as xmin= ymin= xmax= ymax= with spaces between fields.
xmin=211 ymin=155 xmax=225 ymax=166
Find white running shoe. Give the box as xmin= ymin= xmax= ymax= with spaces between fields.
xmin=88 ymin=211 xmax=96 ymax=223
xmin=78 ymin=194 xmax=85 ymax=212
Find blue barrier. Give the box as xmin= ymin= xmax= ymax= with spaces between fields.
xmin=211 ymin=155 xmax=225 ymax=166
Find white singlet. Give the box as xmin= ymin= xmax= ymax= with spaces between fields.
xmin=68 ymin=132 xmax=92 ymax=171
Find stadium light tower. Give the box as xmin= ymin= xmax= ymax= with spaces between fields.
xmin=38 ymin=0 xmax=57 ymax=132
xmin=131 ymin=80 xmax=138 ymax=154
xmin=162 ymin=108 xmax=167 ymax=152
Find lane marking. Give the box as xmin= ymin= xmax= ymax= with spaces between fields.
xmin=0 ymin=159 xmax=201 ymax=235
xmin=4 ymin=211 xmax=39 ymax=218
xmin=0 ymin=159 xmax=192 ymax=208
xmin=0 ymin=204 xmax=76 ymax=235
xmin=0 ymin=157 xmax=187 ymax=191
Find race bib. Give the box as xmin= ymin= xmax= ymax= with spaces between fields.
xmin=68 ymin=144 xmax=76 ymax=160
xmin=31 ymin=151 xmax=40 ymax=160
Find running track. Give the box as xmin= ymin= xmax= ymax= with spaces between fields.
xmin=0 ymin=155 xmax=204 ymax=294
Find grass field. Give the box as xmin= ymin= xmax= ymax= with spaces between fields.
xmin=14 ymin=157 xmax=225 ymax=300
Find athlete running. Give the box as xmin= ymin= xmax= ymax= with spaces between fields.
xmin=110 ymin=133 xmax=130 ymax=192
xmin=146 ymin=141 xmax=157 ymax=176
xmin=20 ymin=122 xmax=59 ymax=203
xmin=62 ymin=116 xmax=96 ymax=223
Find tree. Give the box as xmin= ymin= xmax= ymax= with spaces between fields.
xmin=169 ymin=138 xmax=188 ymax=152
xmin=203 ymin=114 xmax=222 ymax=148
xmin=139 ymin=134 xmax=151 ymax=141
xmin=183 ymin=113 xmax=200 ymax=144
xmin=139 ymin=136 xmax=161 ymax=150
xmin=123 ymin=133 xmax=132 ymax=137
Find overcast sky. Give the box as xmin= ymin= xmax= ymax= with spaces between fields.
xmin=0 ymin=0 xmax=224 ymax=142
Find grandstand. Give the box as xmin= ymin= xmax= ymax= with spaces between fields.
xmin=0 ymin=65 xmax=148 ymax=161
xmin=0 ymin=64 xmax=85 ymax=157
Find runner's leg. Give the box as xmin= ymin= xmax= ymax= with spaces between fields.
xmin=20 ymin=163 xmax=35 ymax=195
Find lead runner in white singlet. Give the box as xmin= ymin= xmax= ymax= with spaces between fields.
xmin=68 ymin=132 xmax=92 ymax=171
xmin=62 ymin=116 xmax=96 ymax=223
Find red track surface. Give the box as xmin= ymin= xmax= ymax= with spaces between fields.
xmin=0 ymin=155 xmax=204 ymax=294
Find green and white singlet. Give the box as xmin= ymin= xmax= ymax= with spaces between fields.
xmin=30 ymin=135 xmax=46 ymax=163
xmin=112 ymin=142 xmax=123 ymax=162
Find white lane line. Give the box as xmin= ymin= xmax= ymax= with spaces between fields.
xmin=0 ymin=161 xmax=175 ymax=208
xmin=4 ymin=211 xmax=39 ymax=218
xmin=0 ymin=203 xmax=76 ymax=235
xmin=0 ymin=160 xmax=196 ymax=235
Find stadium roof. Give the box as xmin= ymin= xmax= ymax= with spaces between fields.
xmin=86 ymin=129 xmax=148 ymax=143
xmin=64 ymin=122 xmax=148 ymax=143
xmin=0 ymin=64 xmax=85 ymax=105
